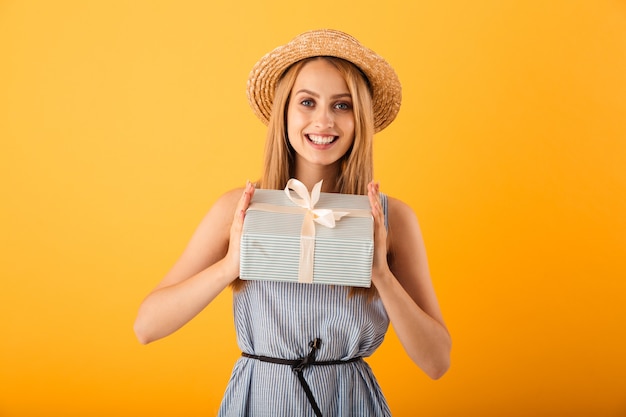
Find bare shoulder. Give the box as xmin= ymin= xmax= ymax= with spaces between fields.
xmin=210 ymin=187 xmax=246 ymax=217
xmin=215 ymin=186 xmax=247 ymax=207
xmin=196 ymin=187 xmax=246 ymax=236
xmin=155 ymin=186 xmax=246 ymax=288
xmin=386 ymin=195 xmax=422 ymax=231
xmin=384 ymin=195 xmax=428 ymax=271
xmin=179 ymin=186 xmax=247 ymax=254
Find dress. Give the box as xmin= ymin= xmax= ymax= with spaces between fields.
xmin=218 ymin=197 xmax=391 ymax=417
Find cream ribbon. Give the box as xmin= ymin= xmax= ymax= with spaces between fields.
xmin=284 ymin=179 xmax=349 ymax=283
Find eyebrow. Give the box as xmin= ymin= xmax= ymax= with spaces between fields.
xmin=294 ymin=89 xmax=352 ymax=100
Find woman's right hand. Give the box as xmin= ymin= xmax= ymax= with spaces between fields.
xmin=222 ymin=181 xmax=255 ymax=279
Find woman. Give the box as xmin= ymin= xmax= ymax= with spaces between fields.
xmin=134 ymin=29 xmax=451 ymax=416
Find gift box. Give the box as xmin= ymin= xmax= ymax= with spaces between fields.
xmin=240 ymin=179 xmax=374 ymax=287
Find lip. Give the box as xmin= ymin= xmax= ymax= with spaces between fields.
xmin=306 ymin=133 xmax=338 ymax=147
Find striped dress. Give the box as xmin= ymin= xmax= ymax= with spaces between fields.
xmin=218 ymin=197 xmax=391 ymax=417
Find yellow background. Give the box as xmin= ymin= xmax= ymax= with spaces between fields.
xmin=1 ymin=1 xmax=625 ymax=416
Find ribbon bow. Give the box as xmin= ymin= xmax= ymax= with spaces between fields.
xmin=284 ymin=179 xmax=349 ymax=228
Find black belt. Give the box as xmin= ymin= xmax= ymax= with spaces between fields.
xmin=242 ymin=338 xmax=362 ymax=417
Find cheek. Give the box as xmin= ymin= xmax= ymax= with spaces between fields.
xmin=342 ymin=115 xmax=356 ymax=137
xmin=343 ymin=118 xmax=356 ymax=150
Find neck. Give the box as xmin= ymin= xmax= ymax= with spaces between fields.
xmin=292 ymin=162 xmax=341 ymax=193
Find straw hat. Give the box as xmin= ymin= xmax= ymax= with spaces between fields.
xmin=246 ymin=29 xmax=402 ymax=133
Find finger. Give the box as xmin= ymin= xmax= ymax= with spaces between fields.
xmin=367 ymin=181 xmax=377 ymax=208
xmin=241 ymin=181 xmax=255 ymax=209
xmin=234 ymin=181 xmax=255 ymax=225
xmin=368 ymin=181 xmax=383 ymax=221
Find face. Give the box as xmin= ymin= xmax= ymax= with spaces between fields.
xmin=286 ymin=59 xmax=355 ymax=170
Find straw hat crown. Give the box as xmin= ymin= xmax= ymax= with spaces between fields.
xmin=247 ymin=29 xmax=402 ymax=133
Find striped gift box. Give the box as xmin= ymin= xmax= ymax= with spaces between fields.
xmin=240 ymin=187 xmax=374 ymax=287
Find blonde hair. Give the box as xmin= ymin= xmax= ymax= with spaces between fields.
xmin=234 ymin=57 xmax=378 ymax=298
xmin=259 ymin=57 xmax=375 ymax=195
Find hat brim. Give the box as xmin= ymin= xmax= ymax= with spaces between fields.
xmin=247 ymin=29 xmax=402 ymax=133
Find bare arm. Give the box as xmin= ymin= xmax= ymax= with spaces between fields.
xmin=368 ymin=182 xmax=451 ymax=379
xmin=133 ymin=183 xmax=255 ymax=344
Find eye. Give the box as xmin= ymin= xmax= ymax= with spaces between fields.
xmin=300 ymin=99 xmax=314 ymax=107
xmin=334 ymin=102 xmax=352 ymax=110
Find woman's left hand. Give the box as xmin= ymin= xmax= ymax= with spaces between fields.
xmin=368 ymin=181 xmax=391 ymax=285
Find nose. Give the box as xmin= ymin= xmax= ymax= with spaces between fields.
xmin=314 ymin=107 xmax=334 ymax=128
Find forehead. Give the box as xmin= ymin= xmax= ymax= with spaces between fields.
xmin=292 ymin=59 xmax=350 ymax=93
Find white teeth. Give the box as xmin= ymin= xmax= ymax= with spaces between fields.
xmin=308 ymin=134 xmax=336 ymax=145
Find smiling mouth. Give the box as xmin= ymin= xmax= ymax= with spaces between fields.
xmin=307 ymin=134 xmax=337 ymax=145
